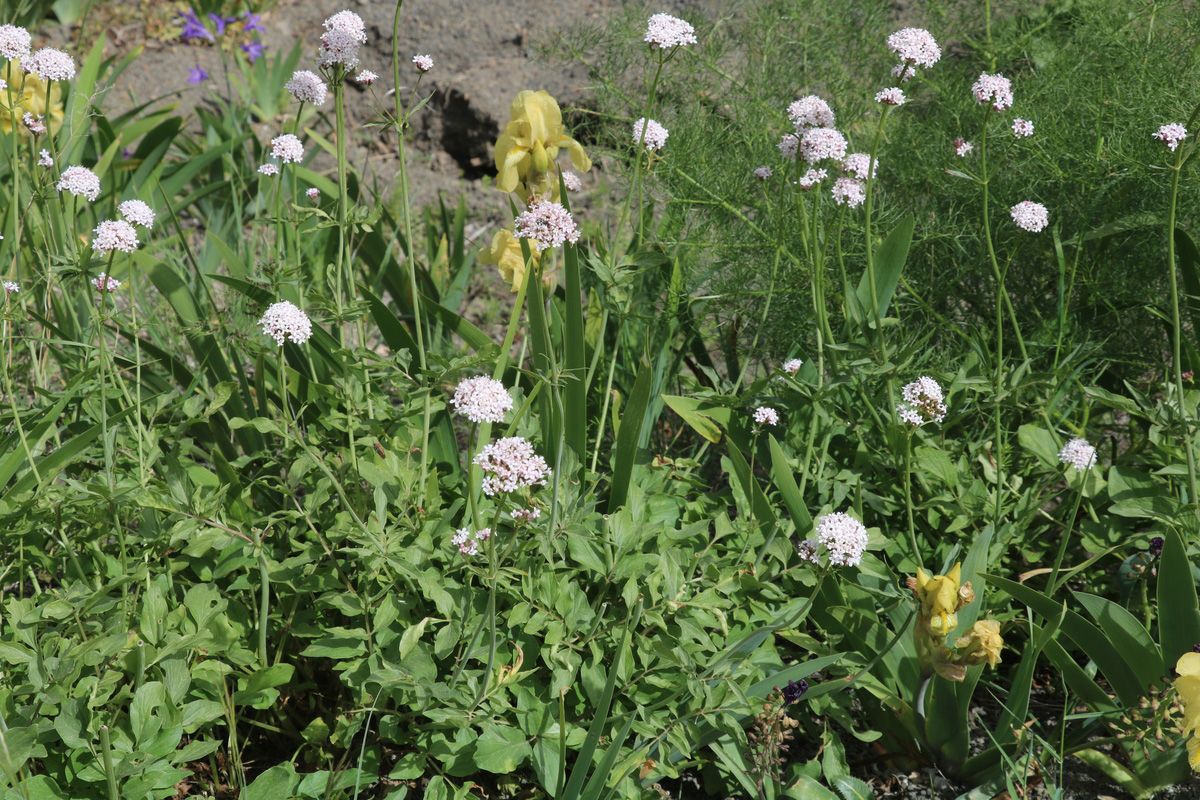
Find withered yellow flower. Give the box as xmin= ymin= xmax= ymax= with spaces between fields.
xmin=0 ymin=60 xmax=65 ymax=136
xmin=1176 ymin=652 xmax=1200 ymax=770
xmin=494 ymin=90 xmax=590 ymax=197
xmin=478 ymin=229 xmax=540 ymax=292
xmin=953 ymin=619 xmax=1004 ymax=668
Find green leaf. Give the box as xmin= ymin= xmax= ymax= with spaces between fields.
xmin=562 ymin=240 xmax=588 ymax=461
xmin=1072 ymin=749 xmax=1151 ymax=800
xmin=785 ymin=775 xmax=841 ymax=800
xmin=1158 ymin=529 xmax=1200 ymax=668
xmin=1017 ymin=424 xmax=1060 ymax=468
xmin=855 ymin=212 xmax=914 ymax=321
xmin=242 ymin=762 xmax=301 ymax=800
xmin=769 ymin=434 xmax=814 ymax=533
xmin=832 ymin=775 xmax=874 ymax=800
xmin=662 ymin=394 xmax=728 ymax=443
xmin=981 ymin=574 xmax=1144 ymax=706
xmin=1073 ymin=592 xmax=1162 ymax=689
xmin=474 ymin=725 xmax=533 ymax=774
xmin=609 ymin=365 xmax=652 ymax=511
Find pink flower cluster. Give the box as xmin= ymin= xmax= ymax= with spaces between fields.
xmin=1155 ymin=123 xmax=1188 ymax=152
xmin=514 ymin=201 xmax=580 ymax=252
xmin=787 ymin=96 xmax=835 ymax=130
xmin=799 ymin=127 xmax=847 ymax=164
xmin=450 ymin=376 xmax=512 ymax=424
xmin=798 ymin=168 xmax=826 ymax=190
xmin=57 ymin=166 xmax=101 ymax=201
xmin=92 ymin=220 xmax=139 ymax=253
xmin=23 ymin=47 xmax=74 ymax=81
xmin=954 ymin=138 xmax=973 ymax=157
xmin=831 ymin=177 xmax=865 ymax=208
xmin=972 ymin=72 xmax=1013 ymax=112
xmin=452 ymin=527 xmax=491 ymax=557
xmin=886 ymin=27 xmax=940 ymax=80
xmin=119 ymin=200 xmax=155 ymax=229
xmin=474 ymin=437 xmax=550 ymax=496
xmin=0 ymin=24 xmax=32 ymax=61
xmin=875 ymin=88 xmax=906 ymax=106
xmin=1012 ymin=118 xmax=1034 ymax=138
xmin=285 ymin=70 xmax=328 ymax=106
xmin=753 ymin=406 xmax=779 ymax=427
xmin=412 ymin=54 xmax=434 ymax=73
xmin=92 ymin=272 xmax=121 ymax=293
xmin=842 ymin=153 xmax=877 ymax=180
xmin=319 ymin=9 xmax=366 ymax=69
xmin=270 ymin=133 xmax=304 ymax=164
xmin=633 ymin=117 xmax=669 ymax=151
xmin=782 ymin=358 xmax=803 ymax=375
xmin=644 ymin=13 xmax=697 ymax=49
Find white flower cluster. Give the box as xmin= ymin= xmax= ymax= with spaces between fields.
xmin=1012 ymin=118 xmax=1034 ymax=138
xmin=23 ymin=113 xmax=45 ymax=134
xmin=270 ymin=133 xmax=304 ymax=164
xmin=258 ymin=163 xmax=280 ymax=176
xmin=451 ymin=527 xmax=491 ymax=557
xmin=798 ymin=512 xmax=869 ymax=567
xmin=753 ymin=406 xmax=779 ymax=427
xmin=23 ymin=47 xmax=74 ymax=81
xmin=1058 ymin=438 xmax=1097 ymax=471
xmin=259 ymin=300 xmax=313 ymax=345
xmin=798 ymin=168 xmax=826 ymax=189
xmin=450 ymin=376 xmax=512 ymax=424
xmin=896 ymin=376 xmax=947 ymax=426
xmin=632 ymin=117 xmax=669 ymax=151
xmin=754 ymin=166 xmax=772 ymax=181
xmin=3 ymin=281 xmax=18 ymax=294
xmin=119 ymin=199 xmax=156 ymax=229
xmin=285 ymin=70 xmax=328 ymax=106
xmin=355 ymin=70 xmax=377 ymax=85
xmin=831 ymin=177 xmax=865 ymax=208
xmin=644 ymin=13 xmax=697 ymax=49
xmin=412 ymin=54 xmax=433 ymax=73
xmin=57 ymin=166 xmax=101 ymax=201
xmin=954 ymin=138 xmax=974 ymax=157
xmin=91 ymin=272 xmax=121 ymax=292
xmin=1010 ymin=200 xmax=1049 ymax=233
xmin=513 ymin=201 xmax=580 ymax=252
xmin=92 ymin=220 xmax=139 ymax=253
xmin=782 ymin=358 xmax=803 ymax=375
xmin=886 ymin=27 xmax=941 ymax=78
xmin=842 ymin=153 xmax=877 ymax=180
xmin=875 ymin=88 xmax=906 ymax=106
xmin=778 ymin=134 xmax=799 ymax=161
xmin=800 ymin=127 xmax=847 ymax=164
xmin=474 ymin=436 xmax=550 ymax=496
xmin=318 ymin=9 xmax=366 ymax=69
xmin=1155 ymin=123 xmax=1188 ymax=152
xmin=787 ymin=96 xmax=835 ymax=130
xmin=0 ymin=24 xmax=32 ymax=61
xmin=512 ymin=508 xmax=541 ymax=524
xmin=38 ymin=149 xmax=52 ymax=167
xmin=971 ymin=72 xmax=1013 ymax=112
xmin=562 ymin=171 xmax=582 ymax=191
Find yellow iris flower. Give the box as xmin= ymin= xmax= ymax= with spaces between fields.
xmin=1176 ymin=652 xmax=1200 ymax=770
xmin=494 ymin=90 xmax=590 ymax=199
xmin=0 ymin=60 xmax=65 ymax=136
xmin=953 ymin=620 xmax=1004 ymax=668
xmin=916 ymin=563 xmax=964 ymax=637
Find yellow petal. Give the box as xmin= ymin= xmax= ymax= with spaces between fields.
xmin=562 ymin=135 xmax=592 ymax=172
xmin=496 ymin=144 xmax=529 ymax=194
xmin=1178 ymin=653 xmax=1200 ymax=677
xmin=1189 ymin=735 xmax=1200 ymax=771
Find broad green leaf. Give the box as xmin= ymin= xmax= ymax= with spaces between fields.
xmin=473 ymin=725 xmax=532 ymax=774
xmin=769 ymin=434 xmax=814 ymax=533
xmin=662 ymin=394 xmax=728 ymax=443
xmin=1073 ymin=592 xmax=1162 ymax=689
xmin=855 ymin=212 xmax=914 ymax=321
xmin=1158 ymin=529 xmax=1200 ymax=667
xmin=609 ymin=364 xmax=652 ymax=511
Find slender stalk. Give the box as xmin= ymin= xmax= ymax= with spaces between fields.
xmin=99 ymin=725 xmax=119 ymax=800
xmin=904 ymin=431 xmax=920 ymax=567
xmin=1047 ymin=481 xmax=1085 ymax=594
xmin=1165 ymin=133 xmax=1200 ymax=511
xmin=863 ymin=104 xmax=892 ymax=363
xmin=979 ymin=116 xmax=1007 ymax=533
xmin=332 ymin=68 xmax=350 ymax=345
xmin=257 ymin=547 xmax=271 ymax=665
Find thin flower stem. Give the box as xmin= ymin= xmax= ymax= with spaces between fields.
xmin=904 ymin=431 xmax=920 ymax=567
xmin=863 ymin=104 xmax=892 ymax=364
xmin=1165 ymin=129 xmax=1200 ymax=512
xmin=979 ymin=117 xmax=1008 ymax=534
xmin=257 ymin=546 xmax=271 ymax=666
xmin=1047 ymin=480 xmax=1085 ymax=594
xmin=333 ymin=70 xmax=350 ymax=347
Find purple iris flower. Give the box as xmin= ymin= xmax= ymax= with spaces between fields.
xmin=243 ymin=11 xmax=266 ymax=34
xmin=241 ymin=40 xmax=265 ymax=63
xmin=207 ymin=13 xmax=236 ymax=35
xmin=178 ymin=9 xmax=213 ymax=41
xmin=187 ymin=65 xmax=210 ymax=85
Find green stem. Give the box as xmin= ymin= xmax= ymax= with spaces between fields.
xmin=904 ymin=431 xmax=920 ymax=568
xmin=1165 ymin=130 xmax=1200 ymax=512
xmin=99 ymin=725 xmax=119 ymax=800
xmin=258 ymin=547 xmax=271 ymax=665
xmin=979 ymin=116 xmax=1007 ymax=534
xmin=863 ymin=104 xmax=892 ymax=364
xmin=1047 ymin=481 xmax=1085 ymax=594
xmin=333 ymin=69 xmax=349 ymax=347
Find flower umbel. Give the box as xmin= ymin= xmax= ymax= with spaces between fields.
xmin=285 ymin=70 xmax=328 ymax=106
xmin=971 ymin=72 xmax=1013 ymax=112
xmin=753 ymin=406 xmax=779 ymax=427
xmin=23 ymin=48 xmax=75 ymax=82
xmin=1155 ymin=123 xmax=1188 ymax=152
xmin=782 ymin=358 xmax=803 ymax=375
xmin=644 ymin=14 xmax=697 ymax=49
xmin=270 ymin=133 xmax=304 ymax=164
xmin=118 ymin=200 xmax=155 ymax=229
xmin=91 ymin=272 xmax=121 ymax=293
xmin=896 ymin=376 xmax=947 ymax=426
xmin=787 ymin=96 xmax=835 ymax=130
xmin=632 ymin=117 xmax=669 ymax=151
xmin=474 ymin=436 xmax=550 ymax=496
xmin=886 ymin=27 xmax=941 ymax=72
xmin=799 ymin=127 xmax=847 ymax=164
xmin=57 ymin=165 xmax=101 ymax=201
xmin=813 ymin=512 xmax=868 ymax=567
xmin=450 ymin=377 xmax=513 ymax=424
xmin=1010 ymin=200 xmax=1049 ymax=233
xmin=92 ymin=220 xmax=139 ymax=254
xmin=831 ymin=177 xmax=865 ymax=208
xmin=259 ymin=300 xmax=313 ymax=345
xmin=513 ymin=201 xmax=580 ymax=252
xmin=412 ymin=54 xmax=433 ymax=73
xmin=1058 ymin=437 xmax=1097 ymax=471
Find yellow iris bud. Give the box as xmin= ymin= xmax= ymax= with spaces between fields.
xmin=916 ymin=563 xmax=963 ymax=637
xmin=1175 ymin=652 xmax=1200 ymax=770
xmin=494 ymin=90 xmax=590 ymax=197
xmin=0 ymin=60 xmax=65 ymax=136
